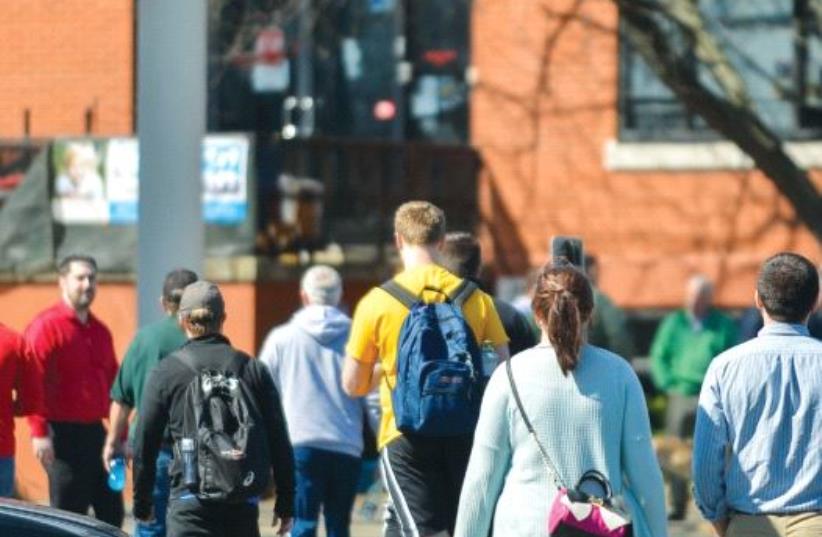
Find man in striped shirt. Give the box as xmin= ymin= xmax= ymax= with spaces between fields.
xmin=693 ymin=252 xmax=822 ymax=537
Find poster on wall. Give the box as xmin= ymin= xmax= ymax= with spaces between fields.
xmin=202 ymin=135 xmax=249 ymax=224
xmin=50 ymin=136 xmax=249 ymax=226
xmin=106 ymin=138 xmax=139 ymax=224
xmin=51 ymin=140 xmax=109 ymax=224
xmin=250 ymin=25 xmax=290 ymax=93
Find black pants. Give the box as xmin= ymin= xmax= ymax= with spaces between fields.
xmin=167 ymin=497 xmax=260 ymax=537
xmin=380 ymin=433 xmax=473 ymax=537
xmin=48 ymin=421 xmax=124 ymax=527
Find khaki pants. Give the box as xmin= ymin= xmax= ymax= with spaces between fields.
xmin=665 ymin=393 xmax=698 ymax=517
xmin=727 ymin=512 xmax=822 ymax=537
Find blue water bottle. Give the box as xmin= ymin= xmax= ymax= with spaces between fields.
xmin=107 ymin=457 xmax=126 ymax=492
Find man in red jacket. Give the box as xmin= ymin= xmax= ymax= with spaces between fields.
xmin=24 ymin=255 xmax=122 ymax=526
xmin=0 ymin=322 xmax=44 ymax=497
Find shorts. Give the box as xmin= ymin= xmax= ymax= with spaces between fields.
xmin=379 ymin=433 xmax=473 ymax=537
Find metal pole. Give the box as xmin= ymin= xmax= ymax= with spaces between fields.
xmin=137 ymin=0 xmax=206 ymax=326
xmin=296 ymin=0 xmax=315 ymax=137
xmin=379 ymin=0 xmax=407 ymax=264
xmin=392 ymin=0 xmax=407 ymax=143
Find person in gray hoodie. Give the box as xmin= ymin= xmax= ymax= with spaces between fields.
xmin=259 ymin=265 xmax=364 ymax=537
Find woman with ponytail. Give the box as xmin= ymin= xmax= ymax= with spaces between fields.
xmin=454 ymin=263 xmax=668 ymax=537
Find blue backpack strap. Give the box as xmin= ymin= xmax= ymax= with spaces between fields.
xmin=449 ymin=279 xmax=478 ymax=310
xmin=380 ymin=279 xmax=418 ymax=310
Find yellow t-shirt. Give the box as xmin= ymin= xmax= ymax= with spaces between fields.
xmin=346 ymin=264 xmax=509 ymax=449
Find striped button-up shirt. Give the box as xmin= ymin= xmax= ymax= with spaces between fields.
xmin=693 ymin=322 xmax=822 ymax=520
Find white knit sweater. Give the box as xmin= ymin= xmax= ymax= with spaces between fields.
xmin=454 ymin=344 xmax=669 ymax=537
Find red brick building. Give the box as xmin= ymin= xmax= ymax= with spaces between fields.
xmin=0 ymin=1 xmax=134 ymax=137
xmin=470 ymin=1 xmax=820 ymax=308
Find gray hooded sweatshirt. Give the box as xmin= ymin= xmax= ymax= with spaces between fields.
xmin=258 ymin=304 xmax=364 ymax=458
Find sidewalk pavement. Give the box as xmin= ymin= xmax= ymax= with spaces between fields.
xmin=122 ymin=494 xmax=713 ymax=536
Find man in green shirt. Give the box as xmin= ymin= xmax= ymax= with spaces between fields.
xmin=585 ymin=254 xmax=635 ymax=360
xmin=103 ymin=268 xmax=198 ymax=537
xmin=650 ymin=274 xmax=737 ymax=520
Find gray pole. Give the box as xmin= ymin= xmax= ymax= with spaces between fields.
xmin=137 ymin=1 xmax=206 ymax=326
xmin=296 ymin=0 xmax=315 ymax=137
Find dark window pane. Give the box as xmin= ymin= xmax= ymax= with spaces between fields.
xmin=618 ymin=0 xmax=822 ymax=141
xmin=206 ymin=0 xmax=470 ymax=142
xmin=405 ymin=0 xmax=471 ymax=142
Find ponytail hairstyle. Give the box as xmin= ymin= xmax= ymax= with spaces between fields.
xmin=532 ymin=263 xmax=594 ymax=375
xmin=179 ymin=307 xmax=221 ymax=338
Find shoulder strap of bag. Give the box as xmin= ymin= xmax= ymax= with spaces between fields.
xmin=174 ymin=346 xmax=206 ymax=432
xmin=176 ymin=346 xmax=199 ymax=375
xmin=379 ymin=279 xmax=415 ymax=392
xmin=382 ymin=278 xmax=477 ymax=310
xmin=175 ymin=344 xmax=238 ymax=378
xmin=449 ymin=279 xmax=478 ymax=310
xmin=505 ymin=357 xmax=565 ymax=490
xmin=380 ymin=279 xmax=418 ymax=310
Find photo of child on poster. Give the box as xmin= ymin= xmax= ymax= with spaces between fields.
xmin=51 ymin=140 xmax=108 ymax=224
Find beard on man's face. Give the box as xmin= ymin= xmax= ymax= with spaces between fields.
xmin=68 ymin=288 xmax=95 ymax=310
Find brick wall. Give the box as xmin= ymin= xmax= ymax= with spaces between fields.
xmin=471 ymin=0 xmax=821 ymax=308
xmin=0 ymin=0 xmax=134 ymax=137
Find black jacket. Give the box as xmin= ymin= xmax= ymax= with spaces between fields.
xmin=492 ymin=297 xmax=538 ymax=356
xmin=132 ymin=334 xmax=295 ymax=519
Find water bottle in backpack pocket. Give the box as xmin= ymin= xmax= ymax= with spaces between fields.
xmin=381 ymin=279 xmax=483 ymax=437
xmin=180 ymin=438 xmax=198 ymax=489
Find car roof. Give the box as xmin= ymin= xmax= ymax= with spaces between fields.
xmin=0 ymin=498 xmax=128 ymax=537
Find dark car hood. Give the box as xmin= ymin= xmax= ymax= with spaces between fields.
xmin=0 ymin=498 xmax=128 ymax=536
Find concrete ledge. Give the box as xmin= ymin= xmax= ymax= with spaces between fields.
xmin=604 ymin=139 xmax=822 ymax=171
xmin=0 ymin=249 xmax=395 ymax=283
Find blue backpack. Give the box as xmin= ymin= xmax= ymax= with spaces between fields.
xmin=381 ymin=278 xmax=483 ymax=436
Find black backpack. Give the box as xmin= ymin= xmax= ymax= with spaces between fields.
xmin=177 ymin=349 xmax=271 ymax=503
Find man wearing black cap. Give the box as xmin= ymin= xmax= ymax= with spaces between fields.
xmin=103 ymin=268 xmax=198 ymax=537
xmin=133 ymin=281 xmax=295 ymax=537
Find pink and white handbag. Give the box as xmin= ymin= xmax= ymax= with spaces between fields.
xmin=505 ymin=358 xmax=633 ymax=537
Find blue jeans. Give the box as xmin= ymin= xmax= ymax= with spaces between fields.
xmin=293 ymin=447 xmax=362 ymax=537
xmin=135 ymin=448 xmax=172 ymax=537
xmin=0 ymin=457 xmax=14 ymax=497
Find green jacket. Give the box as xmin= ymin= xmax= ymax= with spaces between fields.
xmin=110 ymin=315 xmax=187 ymax=439
xmin=650 ymin=309 xmax=737 ymax=396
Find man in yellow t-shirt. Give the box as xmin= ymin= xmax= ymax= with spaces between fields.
xmin=343 ymin=201 xmax=509 ymax=537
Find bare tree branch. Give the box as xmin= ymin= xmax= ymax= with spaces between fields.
xmin=661 ymin=0 xmax=750 ymax=107
xmin=615 ymin=0 xmax=822 ymax=242
xmin=810 ymin=0 xmax=822 ymax=30
xmin=537 ymin=0 xmax=586 ymax=93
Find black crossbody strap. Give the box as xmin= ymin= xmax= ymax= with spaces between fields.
xmin=380 ymin=280 xmax=418 ymax=309
xmin=505 ymin=357 xmax=565 ymax=490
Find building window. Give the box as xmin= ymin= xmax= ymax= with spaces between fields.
xmin=207 ymin=0 xmax=471 ymax=143
xmin=405 ymin=0 xmax=471 ymax=143
xmin=619 ymin=0 xmax=822 ymax=141
xmin=206 ymin=0 xmax=397 ymax=139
